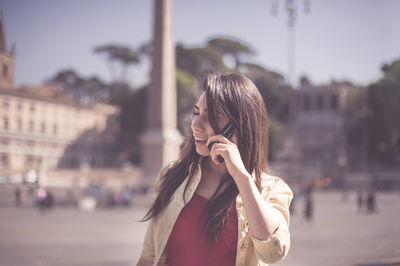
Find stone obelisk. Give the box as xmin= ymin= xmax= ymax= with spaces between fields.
xmin=141 ymin=0 xmax=182 ymax=187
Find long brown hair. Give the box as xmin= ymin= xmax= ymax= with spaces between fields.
xmin=142 ymin=72 xmax=269 ymax=245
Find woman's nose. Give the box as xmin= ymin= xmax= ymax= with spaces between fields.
xmin=191 ymin=115 xmax=206 ymax=132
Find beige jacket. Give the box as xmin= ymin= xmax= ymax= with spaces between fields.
xmin=139 ymin=162 xmax=293 ymax=266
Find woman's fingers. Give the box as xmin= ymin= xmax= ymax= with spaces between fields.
xmin=209 ymin=141 xmax=234 ymax=164
xmin=209 ymin=143 xmax=224 ymax=164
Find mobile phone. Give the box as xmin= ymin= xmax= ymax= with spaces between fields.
xmin=207 ymin=122 xmax=235 ymax=163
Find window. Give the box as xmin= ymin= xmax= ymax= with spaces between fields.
xmin=1 ymin=154 xmax=9 ymax=167
xmin=2 ymin=64 xmax=8 ymax=78
xmin=317 ymin=94 xmax=324 ymax=111
xmin=2 ymin=98 xmax=9 ymax=109
xmin=17 ymin=119 xmax=22 ymax=131
xmin=26 ymin=155 xmax=35 ymax=167
xmin=331 ymin=94 xmax=338 ymax=110
xmin=17 ymin=99 xmax=23 ymax=111
xmin=53 ymin=124 xmax=58 ymax=135
xmin=29 ymin=121 xmax=34 ymax=132
xmin=3 ymin=117 xmax=9 ymax=130
xmin=30 ymin=102 xmax=35 ymax=112
xmin=41 ymin=122 xmax=46 ymax=133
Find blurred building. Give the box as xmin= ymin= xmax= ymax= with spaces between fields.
xmin=0 ymin=16 xmax=120 ymax=185
xmin=271 ymin=78 xmax=354 ymax=188
xmin=292 ymin=79 xmax=351 ymax=185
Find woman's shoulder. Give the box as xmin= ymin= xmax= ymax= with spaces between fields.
xmin=259 ymin=172 xmax=293 ymax=195
xmin=259 ymin=172 xmax=285 ymax=186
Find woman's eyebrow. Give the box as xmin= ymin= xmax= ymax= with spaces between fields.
xmin=194 ymin=105 xmax=208 ymax=112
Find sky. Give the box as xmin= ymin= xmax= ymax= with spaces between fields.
xmin=1 ymin=0 xmax=400 ymax=88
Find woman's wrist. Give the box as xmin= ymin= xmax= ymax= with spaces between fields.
xmin=232 ymin=170 xmax=254 ymax=188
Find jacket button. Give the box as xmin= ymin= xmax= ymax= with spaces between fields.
xmin=242 ymin=244 xmax=247 ymax=251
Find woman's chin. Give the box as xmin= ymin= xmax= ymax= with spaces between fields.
xmin=195 ymin=147 xmax=210 ymax=157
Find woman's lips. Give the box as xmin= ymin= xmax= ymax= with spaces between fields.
xmin=194 ymin=136 xmax=207 ymax=145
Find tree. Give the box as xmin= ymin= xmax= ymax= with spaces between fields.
xmin=381 ymin=59 xmax=400 ymax=83
xmin=207 ymin=37 xmax=254 ymax=69
xmin=242 ymin=63 xmax=292 ymax=122
xmin=367 ymin=59 xmax=400 ymax=165
xmin=94 ymin=44 xmax=140 ymax=83
xmin=345 ymin=58 xmax=400 ymax=167
xmin=47 ymin=69 xmax=110 ymax=105
xmin=300 ymin=75 xmax=312 ymax=87
xmin=117 ymin=85 xmax=147 ymax=164
xmin=176 ymin=44 xmax=227 ymax=79
xmin=344 ymin=86 xmax=368 ymax=167
xmin=176 ymin=69 xmax=198 ymax=134
xmin=268 ymin=118 xmax=285 ymax=161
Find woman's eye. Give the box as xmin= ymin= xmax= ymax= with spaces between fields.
xmin=192 ymin=110 xmax=200 ymax=116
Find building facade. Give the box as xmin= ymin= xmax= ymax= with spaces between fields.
xmin=291 ymin=81 xmax=350 ymax=185
xmin=0 ymin=16 xmax=120 ymax=184
xmin=270 ymin=79 xmax=354 ymax=188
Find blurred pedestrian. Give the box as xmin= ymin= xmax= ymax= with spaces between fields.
xmin=136 ymin=73 xmax=293 ymax=266
xmin=46 ymin=190 xmax=54 ymax=210
xmin=14 ymin=187 xmax=21 ymax=206
xmin=357 ymin=189 xmax=363 ymax=212
xmin=122 ymin=187 xmax=132 ymax=206
xmin=36 ymin=187 xmax=47 ymax=212
xmin=366 ymin=191 xmax=376 ymax=213
xmin=304 ymin=195 xmax=313 ymax=222
xmin=303 ymin=184 xmax=314 ymax=222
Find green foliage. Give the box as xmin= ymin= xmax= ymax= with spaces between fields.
xmin=344 ymin=86 xmax=368 ymax=167
xmin=94 ymin=44 xmax=141 ymax=82
xmin=382 ymin=59 xmax=400 ymax=83
xmin=47 ymin=69 xmax=110 ymax=105
xmin=367 ymin=74 xmax=400 ymax=164
xmin=242 ymin=63 xmax=292 ymax=121
xmin=208 ymin=37 xmax=254 ymax=55
xmin=207 ymin=37 xmax=254 ymax=69
xmin=268 ymin=118 xmax=284 ymax=161
xmin=344 ymin=87 xmax=367 ymax=146
xmin=176 ymin=69 xmax=198 ymax=134
xmin=176 ymin=44 xmax=227 ymax=79
xmin=345 ymin=58 xmax=400 ymax=166
xmin=119 ymin=86 xmax=146 ymax=165
xmin=94 ymin=44 xmax=140 ymax=65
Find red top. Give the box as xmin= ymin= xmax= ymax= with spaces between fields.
xmin=165 ymin=193 xmax=238 ymax=266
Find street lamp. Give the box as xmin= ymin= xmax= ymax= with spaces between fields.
xmin=270 ymin=0 xmax=311 ymax=87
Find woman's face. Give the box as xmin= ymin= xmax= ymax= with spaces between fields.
xmin=191 ymin=92 xmax=230 ymax=157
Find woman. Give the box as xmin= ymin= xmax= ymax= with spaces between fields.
xmin=137 ymin=72 xmax=293 ymax=266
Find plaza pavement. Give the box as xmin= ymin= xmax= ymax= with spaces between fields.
xmin=0 ymin=191 xmax=399 ymax=266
